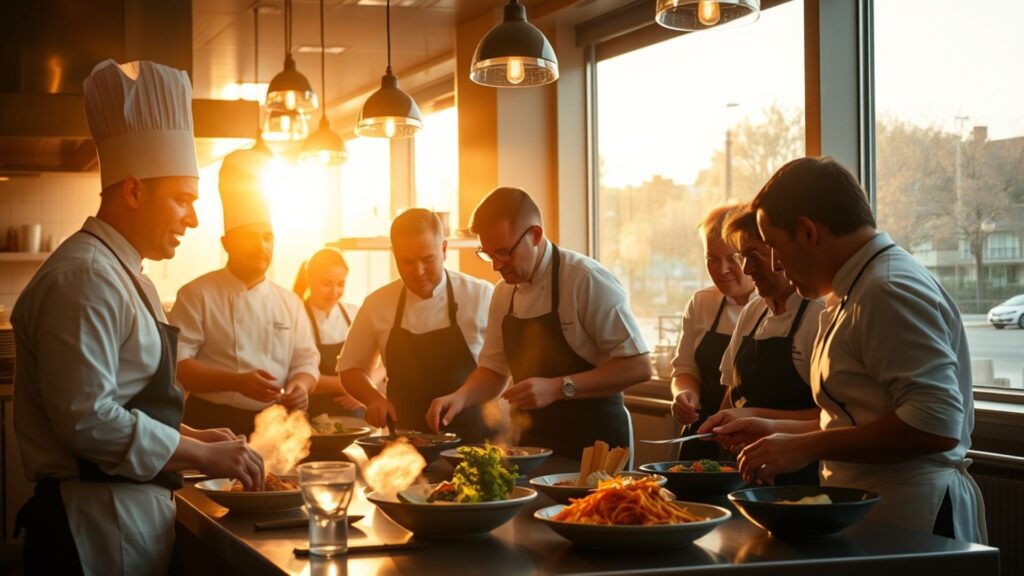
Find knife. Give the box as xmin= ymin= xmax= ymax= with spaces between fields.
xmin=253 ymin=514 xmax=364 ymax=531
xmin=641 ymin=432 xmax=715 ymax=445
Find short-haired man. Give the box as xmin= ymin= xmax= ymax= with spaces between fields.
xmin=338 ymin=209 xmax=494 ymax=440
xmin=428 ymin=187 xmax=652 ymax=458
xmin=711 ymin=157 xmax=985 ymax=542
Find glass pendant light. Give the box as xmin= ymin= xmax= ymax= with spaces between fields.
xmin=265 ymin=0 xmax=319 ymax=116
xmin=355 ymin=0 xmax=422 ymax=138
xmin=655 ymin=0 xmax=760 ymax=31
xmin=262 ymin=108 xmax=309 ymax=142
xmin=470 ymin=0 xmax=558 ymax=88
xmin=300 ymin=0 xmax=347 ymax=165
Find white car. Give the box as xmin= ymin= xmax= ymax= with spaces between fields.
xmin=987 ymin=294 xmax=1024 ymax=329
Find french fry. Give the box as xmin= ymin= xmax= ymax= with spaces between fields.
xmin=604 ymin=447 xmax=627 ymax=474
xmin=612 ymin=448 xmax=629 ymax=474
xmin=592 ymin=441 xmax=609 ymax=478
xmin=578 ymin=447 xmax=594 ymax=486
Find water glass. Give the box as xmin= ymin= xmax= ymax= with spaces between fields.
xmin=297 ymin=461 xmax=356 ymax=557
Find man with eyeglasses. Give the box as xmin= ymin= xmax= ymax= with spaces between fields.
xmin=337 ymin=209 xmax=494 ymax=441
xmin=697 ymin=204 xmax=823 ymax=485
xmin=427 ymin=187 xmax=651 ymax=458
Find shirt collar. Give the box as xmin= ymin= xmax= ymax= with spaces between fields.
xmin=221 ymin=267 xmax=269 ymax=293
xmin=83 ymin=217 xmax=143 ymax=273
xmin=527 ymin=240 xmax=553 ymax=285
xmin=408 ymin=270 xmax=448 ymax=303
xmin=831 ymin=232 xmax=893 ymax=300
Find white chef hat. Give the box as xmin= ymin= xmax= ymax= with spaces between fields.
xmin=219 ymin=148 xmax=273 ymax=234
xmin=84 ymin=59 xmax=199 ymax=190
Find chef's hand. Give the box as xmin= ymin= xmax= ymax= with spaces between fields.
xmin=427 ymin=393 xmax=464 ymax=433
xmin=737 ymin=433 xmax=814 ymax=485
xmin=697 ymin=407 xmax=755 ymax=435
xmin=188 ymin=427 xmax=238 ymax=443
xmin=333 ymin=390 xmax=365 ymax=412
xmin=671 ymin=390 xmax=701 ymax=425
xmin=280 ymin=381 xmax=310 ymax=412
xmin=200 ymin=438 xmax=265 ymax=491
xmin=364 ymin=399 xmax=398 ymax=429
xmin=502 ymin=377 xmax=562 ymax=410
xmin=708 ymin=416 xmax=776 ymax=455
xmin=236 ymin=370 xmax=280 ymax=403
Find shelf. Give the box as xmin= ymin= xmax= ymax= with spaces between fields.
xmin=0 ymin=252 xmax=51 ymax=262
xmin=328 ymin=236 xmax=478 ymax=251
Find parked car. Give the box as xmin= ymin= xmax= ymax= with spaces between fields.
xmin=987 ymin=294 xmax=1024 ymax=329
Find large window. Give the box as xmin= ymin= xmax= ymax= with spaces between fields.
xmin=874 ymin=0 xmax=1024 ymax=389
xmin=415 ymin=106 xmax=461 ymax=271
xmin=594 ymin=1 xmax=804 ymax=348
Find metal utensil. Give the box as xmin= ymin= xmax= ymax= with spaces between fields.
xmin=386 ymin=414 xmax=397 ymax=438
xmin=253 ymin=514 xmax=364 ymax=531
xmin=641 ymin=432 xmax=715 ymax=445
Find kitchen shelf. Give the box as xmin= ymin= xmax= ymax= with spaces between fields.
xmin=328 ymin=236 xmax=478 ymax=251
xmin=0 ymin=252 xmax=51 ymax=262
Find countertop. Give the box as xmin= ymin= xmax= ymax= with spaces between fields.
xmin=174 ymin=449 xmax=999 ymax=576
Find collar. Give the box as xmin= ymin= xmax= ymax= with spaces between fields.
xmin=526 ymin=239 xmax=553 ymax=285
xmin=83 ymin=217 xmax=144 ymax=273
xmin=407 ymin=270 xmax=448 ymax=303
xmin=831 ymin=232 xmax=892 ymax=300
xmin=771 ymin=290 xmax=804 ymax=317
xmin=221 ymin=267 xmax=269 ymax=293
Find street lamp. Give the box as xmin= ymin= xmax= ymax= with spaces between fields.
xmin=976 ymin=218 xmax=997 ymax=311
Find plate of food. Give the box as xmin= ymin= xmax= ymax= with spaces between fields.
xmin=534 ymin=476 xmax=731 ymax=551
xmin=530 ymin=441 xmax=665 ymax=504
xmin=307 ymin=414 xmax=372 ymax=457
xmin=728 ymin=486 xmax=880 ymax=537
xmin=366 ymin=445 xmax=537 ymax=538
xmin=639 ymin=459 xmax=746 ymax=497
xmin=195 ymin=473 xmax=304 ymax=513
xmin=356 ymin=431 xmax=461 ymax=464
xmin=441 ymin=445 xmax=552 ymax=475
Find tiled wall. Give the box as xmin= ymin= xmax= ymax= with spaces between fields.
xmin=0 ymin=173 xmax=100 ymax=308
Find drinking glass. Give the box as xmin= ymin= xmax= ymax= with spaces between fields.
xmin=297 ymin=461 xmax=356 ymax=556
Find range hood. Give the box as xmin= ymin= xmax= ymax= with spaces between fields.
xmin=0 ymin=0 xmax=257 ymax=174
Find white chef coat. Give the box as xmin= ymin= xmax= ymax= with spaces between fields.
xmin=719 ymin=291 xmax=824 ymax=389
xmin=477 ymin=241 xmax=648 ymax=377
xmin=812 ymin=232 xmax=985 ymax=543
xmin=337 ymin=270 xmax=493 ymax=374
xmin=13 ymin=217 xmax=179 ymax=575
xmin=309 ymin=301 xmax=359 ymax=345
xmin=671 ymin=285 xmax=746 ymax=381
xmin=169 ymin=268 xmax=320 ymax=410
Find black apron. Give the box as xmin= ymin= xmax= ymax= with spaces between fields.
xmin=384 ymin=274 xmax=488 ymax=441
xmin=731 ymin=298 xmax=819 ymax=485
xmin=15 ymin=230 xmax=184 ymax=575
xmin=683 ymin=296 xmax=733 ymax=461
xmin=183 ymin=390 xmax=259 ymax=436
xmin=502 ymin=244 xmax=631 ymax=458
xmin=305 ymin=301 xmax=363 ymax=418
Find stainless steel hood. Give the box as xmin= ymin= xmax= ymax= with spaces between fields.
xmin=0 ymin=0 xmax=257 ymax=174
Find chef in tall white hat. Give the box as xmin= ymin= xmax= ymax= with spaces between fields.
xmin=169 ymin=148 xmax=320 ymax=434
xmin=13 ymin=59 xmax=265 ymax=576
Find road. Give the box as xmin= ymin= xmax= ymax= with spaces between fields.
xmin=963 ymin=315 xmax=1024 ymax=389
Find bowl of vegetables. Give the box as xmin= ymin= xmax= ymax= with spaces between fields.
xmin=307 ymin=414 xmax=372 ymax=458
xmin=366 ymin=445 xmax=537 ymax=538
xmin=639 ymin=460 xmax=746 ymax=497
xmin=441 ymin=445 xmax=552 ymax=476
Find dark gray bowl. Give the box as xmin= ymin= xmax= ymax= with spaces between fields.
xmin=728 ymin=486 xmax=880 ymax=537
xmin=639 ymin=461 xmax=746 ymax=497
xmin=367 ymin=484 xmax=537 ymax=538
xmin=529 ymin=472 xmax=668 ymax=505
xmin=355 ymin=433 xmax=461 ymax=464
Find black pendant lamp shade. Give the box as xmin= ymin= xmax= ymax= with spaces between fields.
xmin=470 ymin=1 xmax=558 ymax=88
xmin=300 ymin=0 xmax=348 ymax=165
xmin=264 ymin=0 xmax=319 ymax=116
xmin=355 ymin=0 xmax=422 ymax=138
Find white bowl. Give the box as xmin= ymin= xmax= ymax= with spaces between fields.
xmin=194 ymin=477 xmax=303 ymax=513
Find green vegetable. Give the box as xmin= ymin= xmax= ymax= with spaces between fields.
xmin=447 ymin=445 xmax=518 ymax=502
xmin=695 ymin=459 xmax=722 ymax=472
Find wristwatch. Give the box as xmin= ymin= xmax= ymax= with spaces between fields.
xmin=561 ymin=376 xmax=577 ymax=399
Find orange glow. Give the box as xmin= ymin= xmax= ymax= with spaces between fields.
xmin=249 ymin=405 xmax=312 ymax=474
xmin=363 ymin=440 xmax=426 ymax=498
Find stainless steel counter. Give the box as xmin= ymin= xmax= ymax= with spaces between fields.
xmin=174 ymin=449 xmax=999 ymax=576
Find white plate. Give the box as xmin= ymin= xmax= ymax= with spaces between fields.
xmin=195 ymin=477 xmax=303 ymax=513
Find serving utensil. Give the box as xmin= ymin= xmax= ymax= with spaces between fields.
xmin=253 ymin=514 xmax=364 ymax=531
xmin=641 ymin=432 xmax=714 ymax=445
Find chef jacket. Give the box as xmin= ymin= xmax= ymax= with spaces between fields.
xmin=671 ymin=285 xmax=746 ymax=380
xmin=310 ymin=301 xmax=359 ymax=345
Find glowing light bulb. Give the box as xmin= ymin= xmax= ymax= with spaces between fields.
xmin=506 ymin=58 xmax=526 ymax=85
xmin=285 ymin=90 xmax=297 ymax=111
xmin=280 ymin=113 xmax=291 ymax=132
xmin=319 ymin=150 xmax=330 ymax=165
xmin=698 ymin=0 xmax=721 ymax=26
xmin=384 ymin=118 xmax=396 ymax=138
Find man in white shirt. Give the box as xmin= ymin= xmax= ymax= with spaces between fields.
xmin=338 ymin=209 xmax=494 ymax=440
xmin=13 ymin=60 xmax=264 ymax=576
xmin=169 ymin=151 xmax=320 ymax=435
xmin=711 ymin=157 xmax=985 ymax=542
xmin=427 ymin=187 xmax=652 ymax=458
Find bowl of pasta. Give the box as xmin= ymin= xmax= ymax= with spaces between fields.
xmin=529 ymin=471 xmax=667 ymax=504
xmin=728 ymin=486 xmax=880 ymax=537
xmin=534 ymin=477 xmax=731 ymax=551
xmin=639 ymin=460 xmax=746 ymax=497
xmin=194 ymin=473 xmax=304 ymax=513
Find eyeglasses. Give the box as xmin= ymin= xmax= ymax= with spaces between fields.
xmin=733 ymin=250 xmax=768 ymax=266
xmin=476 ymin=226 xmax=533 ymax=263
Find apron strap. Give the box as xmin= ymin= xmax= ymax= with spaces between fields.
xmin=304 ymin=300 xmax=324 ymax=346
xmin=708 ymin=296 xmax=728 ymax=333
xmin=79 ymin=230 xmax=161 ymax=323
xmin=785 ymin=298 xmax=811 ymax=340
xmin=747 ymin=307 xmax=770 ymax=338
xmin=508 ymin=243 xmax=562 ymax=320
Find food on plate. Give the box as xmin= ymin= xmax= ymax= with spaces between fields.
xmin=552 ymin=477 xmax=703 ymax=525
xmin=777 ymin=494 xmax=833 ymax=505
xmin=555 ymin=471 xmax=613 ymax=488
xmin=407 ymin=435 xmax=434 ymax=447
xmin=230 ymin=472 xmax=298 ymax=492
xmin=668 ymin=459 xmax=736 ymax=473
xmin=427 ymin=445 xmax=517 ymax=503
xmin=503 ymin=448 xmax=529 ymax=457
xmin=575 ymin=441 xmax=629 ymax=487
xmin=309 ymin=413 xmax=350 ymax=435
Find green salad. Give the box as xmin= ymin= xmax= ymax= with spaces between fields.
xmin=427 ymin=445 xmax=518 ymax=503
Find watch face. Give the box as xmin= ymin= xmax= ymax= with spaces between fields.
xmin=562 ymin=379 xmax=576 ymax=398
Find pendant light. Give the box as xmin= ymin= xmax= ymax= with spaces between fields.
xmin=264 ymin=0 xmax=318 ymax=117
xmin=655 ymin=0 xmax=760 ymax=31
xmin=470 ymin=0 xmax=558 ymax=88
xmin=355 ymin=0 xmax=422 ymax=139
xmin=300 ymin=0 xmax=347 ymax=165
